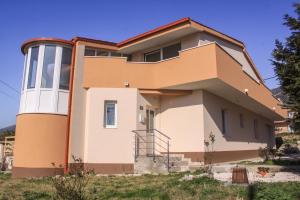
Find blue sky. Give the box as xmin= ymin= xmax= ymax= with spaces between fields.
xmin=0 ymin=0 xmax=295 ymax=128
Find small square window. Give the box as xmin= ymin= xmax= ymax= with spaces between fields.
xmin=104 ymin=101 xmax=117 ymax=128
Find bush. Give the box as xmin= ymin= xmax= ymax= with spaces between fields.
xmin=51 ymin=156 xmax=94 ymax=200
xmin=282 ymin=144 xmax=299 ymax=155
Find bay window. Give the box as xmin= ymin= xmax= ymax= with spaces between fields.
xmin=41 ymin=45 xmax=56 ymax=88
xmin=27 ymin=46 xmax=39 ymax=89
xmin=59 ymin=47 xmax=72 ymax=90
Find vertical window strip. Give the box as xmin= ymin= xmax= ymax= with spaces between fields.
xmin=221 ymin=109 xmax=227 ymax=134
xmin=254 ymin=119 xmax=259 ymax=139
xmin=27 ymin=46 xmax=39 ymax=89
xmin=239 ymin=114 xmax=244 ymax=128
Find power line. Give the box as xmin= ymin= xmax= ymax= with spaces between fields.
xmin=264 ymin=76 xmax=277 ymax=81
xmin=0 ymin=79 xmax=19 ymax=94
xmin=0 ymin=89 xmax=18 ymax=101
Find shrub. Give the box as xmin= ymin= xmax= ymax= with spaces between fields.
xmin=281 ymin=143 xmax=299 ymax=155
xmin=51 ymin=156 xmax=94 ymax=200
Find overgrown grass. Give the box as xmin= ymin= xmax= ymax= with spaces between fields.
xmin=0 ymin=172 xmax=299 ymax=200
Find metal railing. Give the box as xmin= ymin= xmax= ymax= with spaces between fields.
xmin=132 ymin=129 xmax=171 ymax=171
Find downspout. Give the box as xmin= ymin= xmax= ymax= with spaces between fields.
xmin=64 ymin=41 xmax=77 ymax=174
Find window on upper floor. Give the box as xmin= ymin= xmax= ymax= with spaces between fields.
xmin=144 ymin=42 xmax=181 ymax=62
xmin=22 ymin=53 xmax=28 ymax=90
xmin=84 ymin=47 xmax=131 ymax=61
xmin=144 ymin=49 xmax=161 ymax=62
xmin=84 ymin=48 xmax=96 ymax=56
xmin=27 ymin=46 xmax=39 ymax=89
xmin=163 ymin=43 xmax=181 ymax=59
xmin=104 ymin=101 xmax=117 ymax=128
xmin=96 ymin=49 xmax=109 ymax=56
xmin=111 ymin=52 xmax=122 ymax=57
xmin=41 ymin=45 xmax=56 ymax=88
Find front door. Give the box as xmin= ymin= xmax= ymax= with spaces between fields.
xmin=146 ymin=109 xmax=155 ymax=132
xmin=146 ymin=109 xmax=155 ymax=155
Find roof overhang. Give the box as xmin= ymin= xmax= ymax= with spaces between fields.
xmin=119 ymin=23 xmax=198 ymax=54
xmin=164 ymin=78 xmax=283 ymax=121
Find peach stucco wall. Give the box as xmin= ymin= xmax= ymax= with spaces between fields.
xmin=84 ymin=88 xmax=138 ymax=164
xmin=203 ymin=91 xmax=274 ymax=152
xmin=14 ymin=114 xmax=67 ymax=168
xmin=158 ymin=90 xmax=205 ymax=152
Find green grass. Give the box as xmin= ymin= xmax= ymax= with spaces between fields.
xmin=0 ymin=172 xmax=299 ymax=200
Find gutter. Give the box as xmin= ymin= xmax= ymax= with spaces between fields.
xmin=64 ymin=41 xmax=77 ymax=173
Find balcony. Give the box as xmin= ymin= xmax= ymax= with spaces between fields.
xmin=83 ymin=42 xmax=286 ymax=120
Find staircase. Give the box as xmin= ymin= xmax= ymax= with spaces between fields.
xmin=132 ymin=129 xmax=203 ymax=174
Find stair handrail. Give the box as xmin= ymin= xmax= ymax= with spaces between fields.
xmin=132 ymin=129 xmax=171 ymax=172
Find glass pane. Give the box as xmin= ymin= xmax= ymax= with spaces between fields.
xmin=59 ymin=47 xmax=72 ymax=90
xmin=111 ymin=52 xmax=122 ymax=57
xmin=84 ymin=48 xmax=95 ymax=56
xmin=123 ymin=54 xmax=132 ymax=61
xmin=96 ymin=50 xmax=109 ymax=56
xmin=41 ymin=46 xmax=56 ymax=88
xmin=163 ymin=43 xmax=181 ymax=59
xmin=144 ymin=50 xmax=160 ymax=62
xmin=106 ymin=103 xmax=115 ymax=126
xmin=22 ymin=54 xmax=28 ymax=90
xmin=221 ymin=109 xmax=226 ymax=134
xmin=27 ymin=46 xmax=39 ymax=89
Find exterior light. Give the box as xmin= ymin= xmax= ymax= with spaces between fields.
xmin=124 ymin=81 xmax=130 ymax=87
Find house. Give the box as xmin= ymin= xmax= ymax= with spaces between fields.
xmin=271 ymin=87 xmax=294 ymax=134
xmin=13 ymin=18 xmax=286 ymax=178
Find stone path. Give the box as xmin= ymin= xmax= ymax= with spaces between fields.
xmin=213 ymin=171 xmax=300 ymax=183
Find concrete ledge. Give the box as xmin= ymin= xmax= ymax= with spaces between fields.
xmin=70 ymin=163 xmax=134 ymax=174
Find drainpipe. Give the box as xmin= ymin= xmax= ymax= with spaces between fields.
xmin=64 ymin=41 xmax=77 ymax=174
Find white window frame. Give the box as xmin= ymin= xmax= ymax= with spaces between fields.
xmin=104 ymin=101 xmax=117 ymax=128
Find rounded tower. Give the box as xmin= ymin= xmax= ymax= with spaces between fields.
xmin=13 ymin=38 xmax=73 ymax=177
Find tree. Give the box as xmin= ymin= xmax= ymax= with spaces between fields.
xmin=272 ymin=3 xmax=300 ymax=132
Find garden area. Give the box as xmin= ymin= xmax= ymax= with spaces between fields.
xmin=0 ymin=170 xmax=300 ymax=200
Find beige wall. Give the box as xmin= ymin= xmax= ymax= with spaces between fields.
xmin=203 ymin=91 xmax=274 ymax=152
xmin=84 ymin=88 xmax=138 ymax=164
xmin=157 ymin=90 xmax=205 ymax=153
xmin=69 ymin=44 xmax=87 ymax=162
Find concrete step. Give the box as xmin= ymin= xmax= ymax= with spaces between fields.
xmin=134 ymin=153 xmax=204 ymax=174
